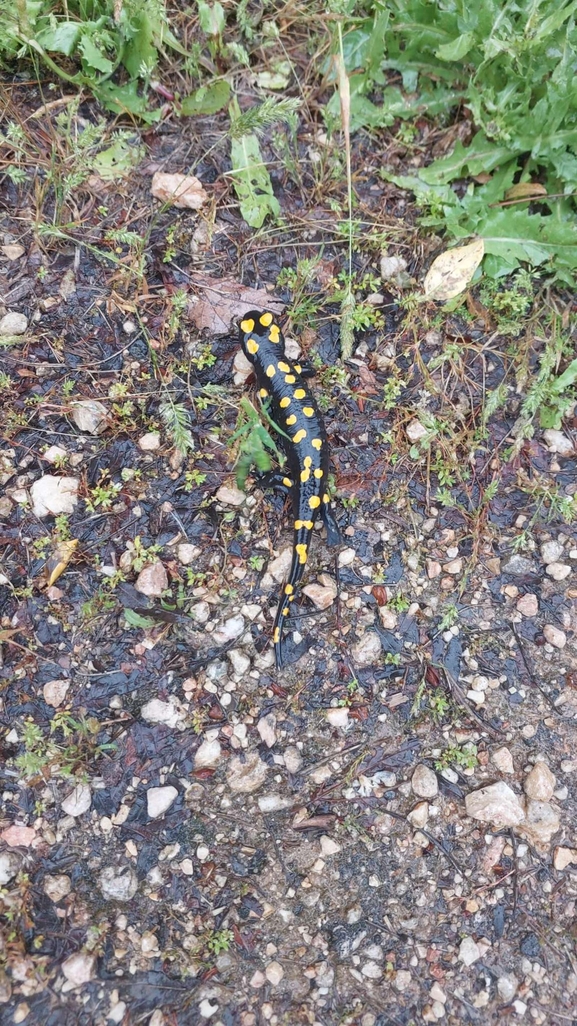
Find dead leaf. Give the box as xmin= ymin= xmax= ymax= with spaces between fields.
xmin=423 ymin=238 xmax=485 ymax=301
xmin=187 ymin=274 xmax=284 ymax=333
xmin=504 ymin=182 xmax=547 ymax=201
xmin=151 ymin=172 xmax=208 ymax=210
xmin=46 ymin=539 xmax=79 ymax=587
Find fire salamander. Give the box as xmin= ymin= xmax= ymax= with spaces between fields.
xmin=239 ymin=309 xmax=340 ymax=668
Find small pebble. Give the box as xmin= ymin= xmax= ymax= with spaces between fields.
xmin=411 ymin=764 xmax=438 ymax=798
xmin=543 ymin=624 xmax=566 ymax=649
xmin=545 ymin=562 xmax=571 ymax=581
xmin=0 ymin=311 xmax=28 ymax=335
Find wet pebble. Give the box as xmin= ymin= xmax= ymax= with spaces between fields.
xmin=61 ymin=952 xmax=96 ymax=989
xmin=543 ymin=624 xmax=566 ymax=649
xmin=194 ymin=737 xmax=221 ymax=769
xmin=227 ymin=751 xmax=269 ymax=793
xmin=540 ymin=539 xmax=564 ymax=564
xmin=257 ymin=713 xmax=277 ymax=748
xmin=228 ymin=648 xmax=251 ymax=676
xmin=135 ymin=560 xmax=168 ymax=597
xmin=30 ymin=475 xmax=79 ymax=517
xmin=502 ymin=555 xmax=536 ymax=576
xmin=326 ymin=707 xmax=349 ymax=728
xmin=43 ymin=679 xmax=70 ymax=708
xmin=147 ymin=785 xmax=178 ymax=819
xmin=361 ymin=961 xmax=383 ymax=979
xmin=0 ymin=311 xmax=28 ymax=335
xmin=284 ymin=746 xmax=302 ymax=773
xmin=406 ymin=419 xmax=428 ymax=443
xmin=516 ymin=593 xmax=538 ymax=617
xmin=553 ymin=846 xmax=577 ymax=870
xmin=519 ymin=800 xmax=560 ymax=846
xmin=141 ymin=698 xmax=186 ymax=729
xmin=302 ymin=581 xmax=336 ymax=609
xmin=0 ymin=851 xmax=22 ymax=885
xmin=465 ymin=781 xmax=525 ymax=827
xmin=411 ymin=764 xmax=438 ymax=798
xmin=71 ymin=399 xmax=108 ymax=435
xmin=44 ymin=874 xmax=71 ymax=902
xmin=351 ymin=631 xmax=382 ymax=667
xmin=216 ymin=484 xmax=245 ymax=506
xmin=524 ymin=762 xmax=556 ymax=801
xmin=61 ymin=783 xmax=91 ymax=817
xmin=177 ymin=543 xmax=201 ymax=565
xmin=497 ymin=975 xmax=518 ymax=1001
xmin=265 ymin=961 xmax=284 ymax=986
xmin=138 ymin=432 xmax=161 ymax=451
xmin=458 ymin=936 xmax=481 ymax=966
xmin=492 ymin=746 xmax=514 ymax=774
xmin=543 ymin=429 xmax=574 ymax=454
xmin=545 ymin=562 xmax=570 ymax=581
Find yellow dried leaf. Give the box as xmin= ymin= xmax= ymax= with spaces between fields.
xmin=504 ymin=182 xmax=547 ymax=200
xmin=46 ymin=539 xmax=79 ymax=587
xmin=423 ymin=238 xmax=485 ymax=301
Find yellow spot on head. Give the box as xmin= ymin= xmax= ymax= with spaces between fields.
xmin=296 ymin=543 xmax=307 ymax=564
xmin=246 ymin=337 xmax=259 ymax=355
xmin=311 ymin=438 xmax=322 ymax=451
xmin=309 ymin=495 xmax=321 ymax=510
xmin=260 ymin=312 xmax=273 ymax=327
xmin=240 ymin=318 xmax=255 ymax=333
xmin=300 ymin=468 xmax=310 ymax=483
xmin=294 ymin=364 xmax=302 ymax=373
xmin=294 ymin=388 xmax=306 ymax=400
xmin=314 ymin=468 xmax=323 ymax=479
xmin=273 ymin=626 xmax=281 ymax=644
xmin=286 ymin=414 xmax=297 ymax=426
xmin=265 ymin=364 xmax=276 ymax=378
xmin=303 ymin=406 xmax=314 ymax=417
xmin=285 ymin=583 xmax=294 ymax=595
xmin=269 ymin=324 xmax=280 ymax=344
xmin=295 ymin=519 xmax=314 ymax=530
xmin=278 ymin=361 xmax=290 ymax=373
xmin=285 ymin=374 xmax=296 ymax=384
xmin=293 ymin=429 xmax=307 ymax=444
xmin=323 ymin=493 xmax=330 ymax=503
xmin=279 ymin=396 xmax=291 ymax=409
xmin=259 ymin=388 xmax=269 ymax=398
xmin=282 ymin=477 xmax=292 ymax=488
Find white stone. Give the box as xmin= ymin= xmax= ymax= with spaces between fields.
xmin=458 ymin=936 xmax=481 ymax=966
xmin=30 ymin=475 xmax=79 ymax=517
xmin=412 ymin=764 xmax=438 ymax=798
xmin=43 ymin=679 xmax=70 ymax=708
xmin=0 ymin=311 xmax=27 ymax=335
xmin=407 ymin=802 xmax=429 ymax=828
xmin=215 ymin=484 xmax=245 ymax=506
xmin=338 ymin=547 xmax=356 ymax=567
xmin=543 ymin=429 xmax=574 ymax=455
xmin=380 ymin=253 xmax=408 ymax=280
xmin=320 ymin=835 xmax=341 ymax=856
xmin=519 ymin=800 xmax=560 ymax=846
xmin=540 ymin=540 xmax=564 ymax=564
xmin=465 ymin=782 xmax=525 ymax=827
xmin=302 ymin=581 xmax=336 ymax=609
xmin=61 ymin=952 xmax=95 ymax=987
xmin=326 ymin=707 xmax=349 ymax=728
xmin=553 ymin=846 xmax=577 ymax=870
xmin=258 ymin=794 xmax=294 ymax=812
xmin=361 ymin=961 xmax=383 ymax=979
xmin=265 ymin=961 xmax=284 ymax=986
xmin=71 ymin=399 xmax=108 ymax=435
xmin=177 ymin=544 xmax=201 ymax=565
xmin=227 ymin=751 xmax=268 ymax=793
xmin=138 ymin=432 xmax=161 ymax=451
xmin=228 ymin=648 xmax=251 ymax=675
xmin=61 ymin=783 xmax=91 ymax=817
xmin=257 ymin=713 xmax=277 ymax=748
xmin=284 ymin=746 xmax=303 ymax=773
xmin=497 ymin=975 xmax=518 ymax=1002
xmin=524 ymin=763 xmax=556 ymax=801
xmin=545 ymin=562 xmax=571 ymax=581
xmin=147 ymin=785 xmax=178 ymax=819
xmin=516 ymin=593 xmax=538 ymax=617
xmin=492 ymin=747 xmax=514 ymax=774
xmin=351 ymin=631 xmax=382 ymax=667
xmin=211 ymin=614 xmax=245 ymax=644
xmin=393 ymin=969 xmax=412 ymax=992
xmin=199 ymin=998 xmax=218 ymax=1018
xmin=1 ymin=244 xmax=25 ymax=260
xmin=543 ymin=624 xmax=566 ymax=649
xmin=135 ymin=561 xmax=168 ymax=597
xmin=443 ymin=557 xmax=462 ymax=575
xmin=99 ymin=866 xmax=138 ymax=901
xmin=0 ymin=851 xmax=21 ymax=885
xmin=141 ymin=698 xmax=185 ymax=729
xmin=194 ymin=738 xmax=221 ymax=769
xmin=42 ymin=445 xmax=68 ymax=464
xmin=406 ymin=419 xmax=428 ymax=443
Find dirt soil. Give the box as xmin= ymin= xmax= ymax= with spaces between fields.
xmin=0 ymin=78 xmax=577 ymax=1026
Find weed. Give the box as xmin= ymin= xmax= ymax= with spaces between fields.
xmin=434 ymin=743 xmax=478 ymax=773
xmin=183 ymin=468 xmax=208 ymax=492
xmin=159 ymin=397 xmax=194 ymax=454
xmin=15 ymin=713 xmax=115 ymax=781
xmin=231 ymin=398 xmax=283 ymax=491
xmin=388 ymin=593 xmax=409 ymax=613
xmin=85 ymin=473 xmax=122 ymax=513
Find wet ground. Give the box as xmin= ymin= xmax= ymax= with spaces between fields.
xmin=0 ymin=78 xmax=577 ymax=1026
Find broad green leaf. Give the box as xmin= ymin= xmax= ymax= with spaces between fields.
xmin=122 ymin=11 xmax=157 ymax=79
xmin=435 ymin=32 xmax=475 ymax=61
xmin=93 ymin=80 xmax=162 ymax=123
xmin=419 ymin=133 xmax=515 ymax=185
xmin=35 ymin=22 xmax=81 ymax=57
xmin=229 ymin=133 xmax=280 ymax=228
xmin=181 ymin=80 xmax=230 ymax=116
xmin=92 ymin=135 xmax=144 ymax=180
xmin=197 ymin=1 xmax=225 ymax=36
xmin=550 ymin=358 xmax=577 ymax=394
xmin=79 ymin=34 xmax=114 ymax=75
xmin=124 ymin=609 xmax=155 ymax=628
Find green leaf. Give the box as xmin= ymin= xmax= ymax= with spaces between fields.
xmin=229 ymin=132 xmax=280 ymax=228
xmin=124 ymin=609 xmax=155 ymax=628
xmin=550 ymin=358 xmax=577 ymax=394
xmin=197 ymin=1 xmax=225 ymax=36
xmin=93 ymin=80 xmax=162 ymax=123
xmin=181 ymin=80 xmax=230 ymax=116
xmin=92 ymin=135 xmax=145 ymax=180
xmin=35 ymin=22 xmax=81 ymax=57
xmin=79 ymin=34 xmax=114 ymax=75
xmin=122 ymin=11 xmax=157 ymax=79
xmin=419 ymin=133 xmax=515 ymax=185
xmin=435 ymin=32 xmax=475 ymax=62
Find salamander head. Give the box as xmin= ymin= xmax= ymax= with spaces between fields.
xmin=239 ymin=309 xmax=284 ymax=360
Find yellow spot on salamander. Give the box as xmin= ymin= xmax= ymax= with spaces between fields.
xmin=259 ymin=388 xmax=269 ymax=398
xmin=293 ymin=429 xmax=307 ymax=444
xmin=300 ymin=468 xmax=310 ymax=483
xmin=309 ymin=495 xmax=321 ymax=510
xmin=259 ymin=312 xmax=273 ymax=327
xmin=323 ymin=493 xmax=330 ymax=503
xmin=240 ymin=317 xmax=255 ymax=333
xmin=296 ymin=543 xmax=307 ymax=564
xmin=278 ymin=361 xmax=290 ymax=372
xmin=265 ymin=364 xmax=276 ymax=378
xmin=311 ymin=438 xmax=322 ymax=451
xmin=282 ymin=477 xmax=293 ymax=488
xmin=285 ymin=583 xmax=294 ymax=595
xmin=294 ymin=364 xmax=302 ymax=373
xmin=303 ymin=406 xmax=314 ymax=417
xmin=286 ymin=414 xmax=297 ymax=426
xmin=273 ymin=626 xmax=281 ymax=644
xmin=295 ymin=519 xmax=314 ymax=530
xmin=304 ymin=456 xmax=312 ymax=468
xmin=280 ymin=396 xmax=291 ymax=408
xmin=269 ymin=324 xmax=280 ymax=343
xmin=294 ymin=388 xmax=306 ymax=399
xmin=282 ymin=606 xmax=290 ymax=616
xmin=314 ymin=468 xmax=323 ymax=478
xmin=246 ymin=337 xmax=259 ymax=355
xmin=285 ymin=374 xmax=296 ymax=384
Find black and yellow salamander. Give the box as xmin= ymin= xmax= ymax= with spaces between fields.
xmin=239 ymin=309 xmax=340 ymax=668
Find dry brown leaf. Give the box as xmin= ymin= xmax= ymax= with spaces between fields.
xmin=187 ymin=275 xmax=284 ymax=334
xmin=505 ymin=182 xmax=547 ymax=201
xmin=423 ymin=238 xmax=485 ymax=301
xmin=46 ymin=539 xmax=79 ymax=587
xmin=151 ymin=172 xmax=208 ymax=210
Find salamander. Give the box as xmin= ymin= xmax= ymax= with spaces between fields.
xmin=239 ymin=309 xmax=340 ymax=668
